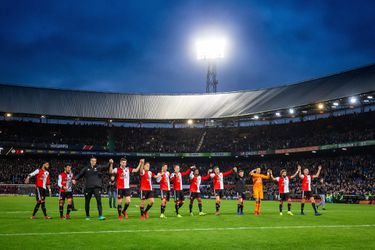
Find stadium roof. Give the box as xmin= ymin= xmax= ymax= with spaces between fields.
xmin=0 ymin=64 xmax=375 ymax=121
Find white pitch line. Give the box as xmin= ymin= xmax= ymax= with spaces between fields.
xmin=0 ymin=224 xmax=374 ymax=236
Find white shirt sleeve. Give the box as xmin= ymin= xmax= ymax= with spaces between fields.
xmin=189 ymin=172 xmax=194 ymax=179
xmin=275 ymin=177 xmax=280 ymax=182
xmin=112 ymin=168 xmax=118 ymax=174
xmin=209 ymin=173 xmax=215 ymax=178
xmin=58 ymin=174 xmax=63 ymax=188
xmin=29 ymin=169 xmax=39 ymax=177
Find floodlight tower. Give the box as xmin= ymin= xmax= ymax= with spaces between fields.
xmin=196 ymin=38 xmax=226 ymax=93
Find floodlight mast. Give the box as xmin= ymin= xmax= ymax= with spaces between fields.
xmin=206 ymin=61 xmax=218 ymax=93
xmin=196 ymin=38 xmax=225 ymax=93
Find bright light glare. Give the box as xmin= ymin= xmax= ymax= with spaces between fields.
xmin=288 ymin=108 xmax=295 ymax=114
xmin=367 ymin=95 xmax=373 ymax=99
xmin=5 ymin=113 xmax=12 ymax=117
xmin=187 ymin=119 xmax=194 ymax=125
xmin=349 ymin=97 xmax=357 ymax=104
xmin=333 ymin=102 xmax=339 ymax=106
xmin=317 ymin=103 xmax=324 ymax=110
xmin=253 ymin=115 xmax=259 ymax=120
xmin=196 ymin=38 xmax=226 ymax=60
xmin=275 ymin=112 xmax=281 ymax=117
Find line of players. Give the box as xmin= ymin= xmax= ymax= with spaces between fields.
xmin=24 ymin=157 xmax=323 ymax=219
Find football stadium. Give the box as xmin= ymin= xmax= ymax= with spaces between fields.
xmin=1 ymin=1 xmax=375 ymax=250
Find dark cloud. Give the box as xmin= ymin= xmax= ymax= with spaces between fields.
xmin=0 ymin=0 xmax=374 ymax=93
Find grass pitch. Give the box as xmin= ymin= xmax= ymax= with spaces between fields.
xmin=0 ymin=196 xmax=374 ymax=249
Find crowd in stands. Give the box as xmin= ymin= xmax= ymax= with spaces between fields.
xmin=0 ymin=111 xmax=374 ymax=153
xmin=0 ymin=154 xmax=373 ymax=200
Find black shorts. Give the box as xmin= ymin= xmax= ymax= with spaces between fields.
xmin=160 ymin=190 xmax=170 ymax=201
xmin=279 ymin=193 xmax=290 ymax=201
xmin=302 ymin=191 xmax=313 ymax=199
xmin=190 ymin=192 xmax=201 ymax=199
xmin=117 ymin=189 xmax=131 ymax=198
xmin=174 ymin=190 xmax=185 ymax=201
xmin=214 ymin=189 xmax=224 ymax=198
xmin=59 ymin=191 xmax=73 ymax=200
xmin=140 ymin=190 xmax=154 ymax=200
xmin=236 ymin=192 xmax=246 ymax=200
xmin=35 ymin=187 xmax=46 ymax=201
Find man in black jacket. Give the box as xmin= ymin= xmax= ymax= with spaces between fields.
xmin=75 ymin=157 xmax=113 ymax=220
xmin=234 ymin=169 xmax=246 ymax=215
xmin=316 ymin=178 xmax=327 ymax=210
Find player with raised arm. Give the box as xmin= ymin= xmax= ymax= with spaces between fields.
xmin=109 ymin=158 xmax=144 ymax=220
xmin=234 ymin=169 xmax=246 ymax=215
xmin=189 ymin=167 xmax=210 ymax=216
xmin=139 ymin=161 xmax=159 ymax=220
xmin=170 ymin=164 xmax=195 ymax=217
xmin=270 ymin=166 xmax=300 ymax=216
xmin=299 ymin=165 xmax=322 ymax=216
xmin=250 ymin=168 xmax=270 ymax=215
xmin=25 ymin=162 xmax=52 ymax=219
xmin=75 ymin=157 xmax=113 ymax=220
xmin=156 ymin=163 xmax=171 ymax=219
xmin=58 ymin=164 xmax=75 ymax=219
xmin=209 ymin=166 xmax=237 ymax=215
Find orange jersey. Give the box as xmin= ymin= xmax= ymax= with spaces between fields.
xmin=251 ymin=173 xmax=269 ymax=189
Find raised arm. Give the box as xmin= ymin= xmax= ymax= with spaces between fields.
xmin=313 ymin=165 xmax=322 ymax=178
xmin=249 ymin=169 xmax=257 ymax=176
xmin=298 ymin=165 xmax=304 ymax=179
xmin=270 ymin=171 xmax=277 ymax=181
xmin=108 ymin=159 xmax=114 ymax=174
xmin=25 ymin=169 xmax=39 ymax=184
xmin=132 ymin=159 xmax=144 ymax=173
xmin=181 ymin=166 xmax=195 ymax=176
xmin=291 ymin=165 xmax=301 ymax=179
xmin=222 ymin=169 xmax=234 ymax=177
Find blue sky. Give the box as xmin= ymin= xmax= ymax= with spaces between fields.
xmin=0 ymin=0 xmax=374 ymax=93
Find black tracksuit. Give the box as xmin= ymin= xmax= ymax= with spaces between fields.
xmin=235 ymin=174 xmax=246 ymax=194
xmin=75 ymin=164 xmax=109 ymax=217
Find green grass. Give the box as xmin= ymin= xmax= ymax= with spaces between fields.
xmin=0 ymin=196 xmax=374 ymax=249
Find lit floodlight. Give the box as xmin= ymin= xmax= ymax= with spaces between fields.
xmin=317 ymin=103 xmax=324 ymax=110
xmin=367 ymin=95 xmax=373 ymax=99
xmin=196 ymin=38 xmax=226 ymax=60
xmin=5 ymin=113 xmax=12 ymax=117
xmin=349 ymin=96 xmax=357 ymax=104
xmin=288 ymin=108 xmax=295 ymax=114
xmin=253 ymin=115 xmax=259 ymax=120
xmin=187 ymin=119 xmax=194 ymax=125
xmin=275 ymin=112 xmax=281 ymax=117
xmin=333 ymin=102 xmax=339 ymax=106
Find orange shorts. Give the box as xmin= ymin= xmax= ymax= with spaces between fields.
xmin=253 ymin=188 xmax=264 ymax=200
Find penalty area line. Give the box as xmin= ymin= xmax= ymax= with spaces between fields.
xmin=0 ymin=224 xmax=374 ymax=236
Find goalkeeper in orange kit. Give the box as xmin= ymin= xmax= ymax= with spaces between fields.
xmin=250 ymin=168 xmax=271 ymax=215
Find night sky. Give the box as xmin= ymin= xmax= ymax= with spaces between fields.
xmin=1 ymin=0 xmax=375 ymax=93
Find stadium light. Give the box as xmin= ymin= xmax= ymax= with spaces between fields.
xmin=333 ymin=102 xmax=339 ymax=106
xmin=196 ymin=37 xmax=226 ymax=60
xmin=317 ymin=103 xmax=324 ymax=110
xmin=349 ymin=96 xmax=357 ymax=104
xmin=5 ymin=113 xmax=12 ymax=117
xmin=253 ymin=115 xmax=259 ymax=120
xmin=367 ymin=95 xmax=373 ymax=99
xmin=275 ymin=112 xmax=281 ymax=117
xmin=40 ymin=115 xmax=46 ymax=119
xmin=187 ymin=119 xmax=194 ymax=125
xmin=288 ymin=108 xmax=295 ymax=115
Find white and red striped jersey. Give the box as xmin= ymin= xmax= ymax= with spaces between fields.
xmin=302 ymin=175 xmax=313 ymax=191
xmin=112 ymin=167 xmax=133 ymax=189
xmin=58 ymin=172 xmax=74 ymax=192
xmin=170 ymin=169 xmax=191 ymax=191
xmin=140 ymin=170 xmax=154 ymax=191
xmin=189 ymin=172 xmax=210 ymax=193
xmin=275 ymin=176 xmax=290 ymax=194
xmin=210 ymin=169 xmax=233 ymax=190
xmin=157 ymin=171 xmax=171 ymax=191
xmin=29 ymin=168 xmax=50 ymax=189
